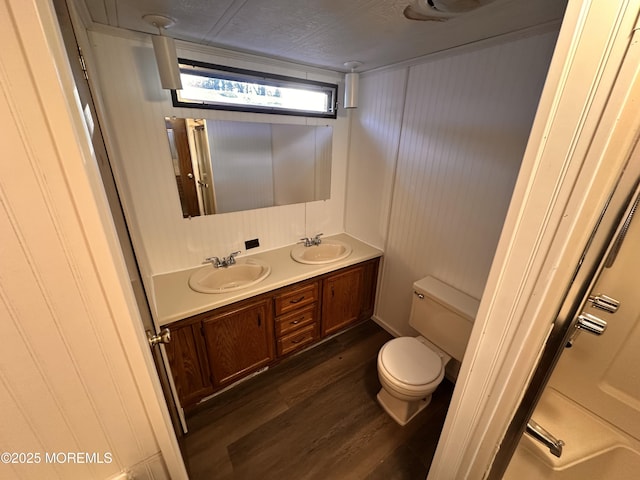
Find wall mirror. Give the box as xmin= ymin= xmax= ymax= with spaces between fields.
xmin=164 ymin=118 xmax=333 ymax=217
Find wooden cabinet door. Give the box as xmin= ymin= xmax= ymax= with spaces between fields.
xmin=360 ymin=258 xmax=380 ymax=320
xmin=165 ymin=322 xmax=214 ymax=407
xmin=322 ymin=266 xmax=363 ymax=336
xmin=203 ymin=298 xmax=275 ymax=387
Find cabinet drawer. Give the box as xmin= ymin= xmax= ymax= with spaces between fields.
xmin=274 ymin=282 xmax=318 ymax=316
xmin=275 ymin=304 xmax=317 ymax=337
xmin=277 ymin=323 xmax=317 ymax=356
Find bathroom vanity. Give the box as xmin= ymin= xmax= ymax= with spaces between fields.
xmin=150 ymin=234 xmax=382 ymax=408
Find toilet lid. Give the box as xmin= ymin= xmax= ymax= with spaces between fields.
xmin=380 ymin=337 xmax=442 ymax=386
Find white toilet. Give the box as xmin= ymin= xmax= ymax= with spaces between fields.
xmin=377 ymin=275 xmax=479 ymax=426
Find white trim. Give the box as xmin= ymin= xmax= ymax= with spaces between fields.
xmin=372 ymin=314 xmax=405 ymax=338
xmin=67 ymin=0 xmax=93 ymax=30
xmin=429 ymin=0 xmax=640 ymax=478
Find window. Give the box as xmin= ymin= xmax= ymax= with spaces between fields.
xmin=172 ymin=59 xmax=338 ymax=119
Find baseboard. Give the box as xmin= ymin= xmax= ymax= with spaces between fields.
xmin=111 ymin=452 xmax=170 ymax=480
xmin=372 ymin=314 xmax=403 ymax=338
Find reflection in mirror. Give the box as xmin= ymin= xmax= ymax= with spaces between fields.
xmin=164 ymin=118 xmax=333 ymax=217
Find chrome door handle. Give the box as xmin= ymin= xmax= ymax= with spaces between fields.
xmin=147 ymin=328 xmax=171 ymax=347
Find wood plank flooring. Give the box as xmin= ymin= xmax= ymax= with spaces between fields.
xmin=183 ymin=321 xmax=454 ymax=480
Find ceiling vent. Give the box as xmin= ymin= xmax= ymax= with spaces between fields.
xmin=404 ymin=0 xmax=498 ymax=21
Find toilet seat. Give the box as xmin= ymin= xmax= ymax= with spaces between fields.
xmin=378 ymin=337 xmax=442 ymax=387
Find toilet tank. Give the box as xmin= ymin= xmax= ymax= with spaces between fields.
xmin=410 ymin=276 xmax=480 ymax=362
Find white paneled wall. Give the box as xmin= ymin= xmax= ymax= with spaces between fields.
xmin=89 ymin=25 xmax=559 ymax=337
xmin=345 ymin=68 xmax=409 ymax=249
xmin=87 ymin=30 xmax=347 ymax=279
xmin=347 ymin=30 xmax=559 ymax=336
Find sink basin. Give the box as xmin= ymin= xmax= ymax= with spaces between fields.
xmin=188 ymin=258 xmax=271 ymax=294
xmin=290 ymin=240 xmax=353 ymax=265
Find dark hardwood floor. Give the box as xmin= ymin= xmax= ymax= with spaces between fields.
xmin=183 ymin=320 xmax=454 ymax=480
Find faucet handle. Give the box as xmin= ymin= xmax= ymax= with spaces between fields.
xmin=204 ymin=256 xmax=220 ymax=267
xmin=312 ymin=233 xmax=323 ymax=245
xmin=228 ymin=251 xmax=241 ymax=264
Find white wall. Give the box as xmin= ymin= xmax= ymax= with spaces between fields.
xmin=87 ymin=24 xmax=558 ymax=336
xmin=86 ymin=29 xmax=348 ymax=279
xmin=346 ymin=29 xmax=560 ymax=336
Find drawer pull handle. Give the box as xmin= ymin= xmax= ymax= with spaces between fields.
xmin=291 ymin=337 xmax=306 ymax=344
xmin=290 ymin=296 xmax=305 ymax=304
xmin=291 ymin=320 xmax=300 ymax=325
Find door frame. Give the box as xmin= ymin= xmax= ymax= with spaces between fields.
xmin=52 ymin=0 xmax=187 ymax=446
xmin=488 ymin=169 xmax=640 ymax=479
xmin=429 ymin=1 xmax=640 ymax=478
xmin=24 ymin=0 xmax=188 ymax=477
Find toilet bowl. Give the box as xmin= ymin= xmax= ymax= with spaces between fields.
xmin=376 ymin=275 xmax=479 ymax=426
xmin=377 ymin=336 xmax=450 ymax=425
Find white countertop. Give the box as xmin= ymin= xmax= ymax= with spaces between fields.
xmin=151 ymin=233 xmax=383 ymax=326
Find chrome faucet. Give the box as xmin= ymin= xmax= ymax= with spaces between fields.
xmin=299 ymin=233 xmax=323 ymax=247
xmin=204 ymin=251 xmax=240 ymax=268
xmin=525 ymin=419 xmax=565 ymax=457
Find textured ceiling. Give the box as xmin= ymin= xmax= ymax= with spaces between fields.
xmin=78 ymin=0 xmax=567 ymax=72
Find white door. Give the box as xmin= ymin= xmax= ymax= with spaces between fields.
xmin=502 ymin=188 xmax=640 ymax=480
xmin=51 ymin=0 xmax=186 ymax=440
xmin=0 ymin=0 xmax=188 ymax=478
